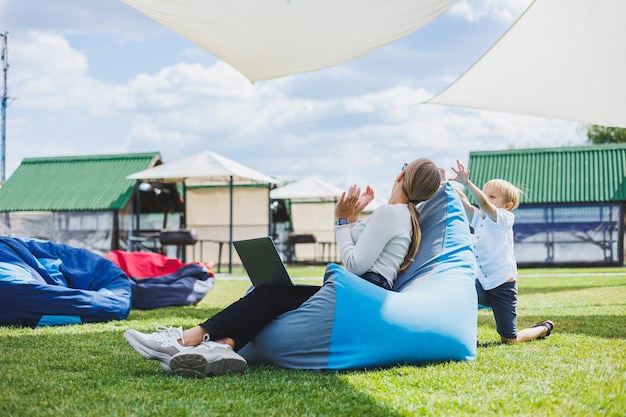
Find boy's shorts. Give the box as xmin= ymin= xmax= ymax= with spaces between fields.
xmin=475 ymin=279 xmax=518 ymax=340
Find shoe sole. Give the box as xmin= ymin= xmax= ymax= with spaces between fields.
xmin=170 ymin=352 xmax=247 ymax=378
xmin=123 ymin=330 xmax=173 ymax=372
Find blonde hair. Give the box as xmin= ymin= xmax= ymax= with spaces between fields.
xmin=483 ymin=179 xmax=521 ymax=210
xmin=399 ymin=158 xmax=442 ymax=271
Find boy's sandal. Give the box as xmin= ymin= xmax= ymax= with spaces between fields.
xmin=533 ymin=320 xmax=555 ymax=338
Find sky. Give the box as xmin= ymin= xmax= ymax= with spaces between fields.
xmin=0 ymin=0 xmax=586 ymax=198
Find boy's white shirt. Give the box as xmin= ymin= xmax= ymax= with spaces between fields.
xmin=470 ymin=206 xmax=517 ymax=290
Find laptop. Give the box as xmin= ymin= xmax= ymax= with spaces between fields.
xmin=233 ymin=236 xmax=293 ymax=287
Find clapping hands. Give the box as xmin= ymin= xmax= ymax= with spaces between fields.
xmin=335 ymin=184 xmax=375 ymax=221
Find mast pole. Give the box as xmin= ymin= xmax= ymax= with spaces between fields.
xmin=1 ymin=31 xmax=8 ymax=184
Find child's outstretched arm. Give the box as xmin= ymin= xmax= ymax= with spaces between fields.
xmin=441 ymin=166 xmax=475 ymax=221
xmin=449 ymin=160 xmax=498 ymax=222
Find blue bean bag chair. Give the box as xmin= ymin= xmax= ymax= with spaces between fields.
xmin=239 ymin=182 xmax=477 ymax=369
xmin=0 ymin=237 xmax=131 ymax=327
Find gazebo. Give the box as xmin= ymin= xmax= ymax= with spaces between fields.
xmin=128 ymin=151 xmax=276 ymax=272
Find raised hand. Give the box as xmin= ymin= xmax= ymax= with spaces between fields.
xmin=450 ymin=160 xmax=470 ymax=185
xmin=335 ymin=184 xmax=361 ymax=219
xmin=354 ymin=185 xmax=374 ymax=214
xmin=335 ymin=184 xmax=376 ymax=222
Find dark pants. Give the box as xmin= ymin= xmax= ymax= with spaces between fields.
xmin=360 ymin=271 xmax=392 ymax=290
xmin=200 ymin=272 xmax=390 ymax=350
xmin=475 ymin=279 xmax=518 ymax=339
xmin=200 ymin=284 xmax=320 ymax=350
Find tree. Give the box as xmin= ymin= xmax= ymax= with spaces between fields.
xmin=584 ymin=124 xmax=626 ymax=144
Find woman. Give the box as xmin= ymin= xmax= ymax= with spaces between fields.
xmin=124 ymin=158 xmax=442 ymax=377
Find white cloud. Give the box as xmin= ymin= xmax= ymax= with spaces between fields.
xmin=11 ymin=32 xmax=88 ymax=82
xmin=123 ymin=61 xmax=255 ymax=106
xmin=10 ymin=32 xmax=118 ymax=116
xmin=106 ymin=59 xmax=584 ymax=196
xmin=449 ymin=0 xmax=533 ymax=23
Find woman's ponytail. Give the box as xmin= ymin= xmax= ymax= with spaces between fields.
xmin=399 ymin=204 xmax=421 ymax=272
xmin=399 ymin=158 xmax=441 ymax=272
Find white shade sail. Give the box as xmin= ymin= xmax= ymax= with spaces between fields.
xmin=428 ymin=0 xmax=626 ymax=128
xmin=127 ymin=150 xmax=275 ymax=185
xmin=120 ymin=0 xmax=459 ymax=82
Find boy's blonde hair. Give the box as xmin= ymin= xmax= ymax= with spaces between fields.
xmin=483 ymin=179 xmax=521 ymax=210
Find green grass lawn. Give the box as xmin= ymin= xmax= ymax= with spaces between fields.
xmin=1 ymin=267 xmax=625 ymax=416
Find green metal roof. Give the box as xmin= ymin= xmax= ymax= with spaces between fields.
xmin=467 ymin=144 xmax=626 ymax=204
xmin=0 ymin=152 xmax=161 ymax=212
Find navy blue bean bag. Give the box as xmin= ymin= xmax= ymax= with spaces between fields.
xmin=104 ymin=250 xmax=215 ymax=310
xmin=239 ymin=182 xmax=477 ymax=369
xmin=128 ymin=264 xmax=215 ymax=310
xmin=0 ymin=237 xmax=131 ymax=327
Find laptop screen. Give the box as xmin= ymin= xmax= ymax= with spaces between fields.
xmin=233 ymin=237 xmax=293 ymax=287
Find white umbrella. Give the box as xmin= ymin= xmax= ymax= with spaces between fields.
xmin=128 ymin=151 xmax=276 ymax=272
xmin=270 ymin=176 xmax=385 ymax=211
xmin=120 ymin=0 xmax=459 ymax=82
xmin=128 ymin=151 xmax=275 ymax=185
xmin=270 ymin=176 xmax=343 ymax=201
xmin=270 ymin=176 xmax=386 ymax=263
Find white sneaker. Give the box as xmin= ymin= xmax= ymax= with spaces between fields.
xmin=123 ymin=326 xmax=194 ymax=371
xmin=169 ymin=335 xmax=247 ymax=378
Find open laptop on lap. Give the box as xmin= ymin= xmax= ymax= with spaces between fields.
xmin=233 ymin=237 xmax=293 ymax=287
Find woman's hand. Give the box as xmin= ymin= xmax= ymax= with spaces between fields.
xmin=336 ymin=184 xmax=373 ymax=222
xmin=354 ymin=185 xmax=374 ymax=214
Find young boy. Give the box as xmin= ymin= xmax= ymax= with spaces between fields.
xmin=448 ymin=160 xmax=554 ymax=344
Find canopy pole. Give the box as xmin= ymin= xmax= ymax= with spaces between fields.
xmin=229 ymin=176 xmax=233 ymax=274
xmin=136 ymin=185 xmax=141 ymax=236
xmin=181 ymin=182 xmax=187 ymax=229
xmin=127 ymin=182 xmax=137 ymax=251
xmin=1 ymin=32 xmax=8 ymax=184
xmin=267 ymin=183 xmax=272 ymax=237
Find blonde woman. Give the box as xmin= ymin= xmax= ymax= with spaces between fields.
xmin=124 ymin=158 xmax=442 ymax=377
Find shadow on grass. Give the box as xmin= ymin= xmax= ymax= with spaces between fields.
xmin=542 ymin=314 xmax=626 ymax=339
xmin=0 ymin=331 xmax=410 ymax=417
xmin=478 ymin=313 xmax=626 ymax=340
xmin=126 ymin=305 xmax=222 ymax=323
xmin=518 ymin=281 xmax=626 ymax=296
xmin=190 ymin=366 xmax=408 ymax=416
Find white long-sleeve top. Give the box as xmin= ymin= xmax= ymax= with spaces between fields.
xmin=334 ymin=203 xmax=411 ymax=288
